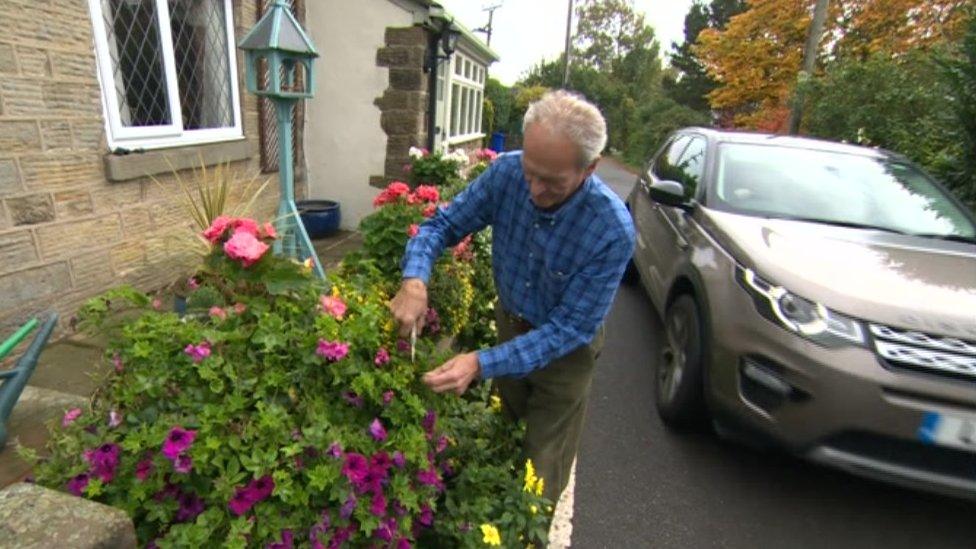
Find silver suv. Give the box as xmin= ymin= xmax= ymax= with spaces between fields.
xmin=626 ymin=128 xmax=976 ymax=499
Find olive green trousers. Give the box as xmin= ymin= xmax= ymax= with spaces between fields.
xmin=492 ymin=307 xmax=605 ymax=502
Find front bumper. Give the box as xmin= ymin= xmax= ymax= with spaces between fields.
xmin=703 ymin=272 xmax=976 ymax=500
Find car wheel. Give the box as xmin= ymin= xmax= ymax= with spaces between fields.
xmin=656 ymin=294 xmax=707 ymax=428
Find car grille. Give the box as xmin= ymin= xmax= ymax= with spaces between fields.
xmin=870 ymin=324 xmax=976 ymax=382
xmin=821 ymin=431 xmax=976 ymax=483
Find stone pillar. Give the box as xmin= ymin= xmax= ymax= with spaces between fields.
xmin=372 ymin=26 xmax=431 ymax=188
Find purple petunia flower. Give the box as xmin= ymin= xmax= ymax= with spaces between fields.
xmin=370 ymin=451 xmax=392 ymax=472
xmin=135 ymin=457 xmax=154 ymax=481
xmin=175 ymin=493 xmax=205 ymax=522
xmin=422 ymin=410 xmax=436 ymax=438
xmin=228 ymin=487 xmax=256 ymax=516
xmin=417 ymin=466 xmax=443 ymax=491
xmin=248 ymin=475 xmax=275 ymax=500
xmin=341 ymin=453 xmax=369 ymax=484
xmin=392 ymin=451 xmax=406 ymax=469
xmin=84 ymin=443 xmax=121 ymax=483
xmin=162 ymin=427 xmax=197 ymax=460
xmin=327 ymin=441 xmax=343 ymax=458
xmin=374 ymin=517 xmax=397 ymax=541
xmin=382 ymin=390 xmax=395 ymax=406
xmin=369 ymin=419 xmax=388 ymax=442
xmin=370 ymin=492 xmax=387 ymax=517
xmin=419 ymin=502 xmax=434 ymax=527
xmin=315 ymin=339 xmax=350 ymax=362
xmin=435 ymin=435 xmax=449 ymax=454
xmin=396 ymin=539 xmax=412 ymax=549
xmin=67 ymin=473 xmax=89 ymax=496
xmin=342 ymin=392 xmax=364 ymax=408
xmin=396 ymin=339 xmax=410 ymax=353
xmin=392 ymin=499 xmax=407 ymax=516
xmin=339 ymin=494 xmax=357 ymax=520
xmin=173 ymin=454 xmax=193 ymax=474
xmin=374 ymin=347 xmax=390 ymax=366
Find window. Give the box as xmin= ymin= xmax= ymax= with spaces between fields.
xmin=674 ymin=138 xmax=706 ymax=198
xmin=88 ymin=0 xmax=242 ymax=150
xmin=651 ymin=135 xmax=691 ymax=181
xmin=443 ymin=51 xmax=487 ymax=144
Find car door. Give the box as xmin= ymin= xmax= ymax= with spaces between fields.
xmin=635 ymin=135 xmax=709 ymax=306
xmin=631 ymin=135 xmax=692 ymax=306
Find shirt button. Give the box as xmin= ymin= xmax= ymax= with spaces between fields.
xmin=534 ymin=223 xmax=540 ymax=229
xmin=525 ymin=282 xmax=531 ymax=288
xmin=528 ymin=252 xmax=534 ymax=258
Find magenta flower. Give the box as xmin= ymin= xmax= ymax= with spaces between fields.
xmin=318 ymin=295 xmax=347 ymax=320
xmin=397 ymin=539 xmax=413 ymax=549
xmin=62 ymin=408 xmax=82 ymax=427
xmin=67 ymin=473 xmax=90 ymax=496
xmin=112 ymin=353 xmax=124 ymax=373
xmin=392 ymin=499 xmax=407 ymax=516
xmin=369 ymin=419 xmax=388 ymax=442
xmin=370 ymin=451 xmax=392 ymax=472
xmin=374 ymin=347 xmax=390 ymax=366
xmin=247 ymin=475 xmax=275 ymax=500
xmin=392 ymin=451 xmax=406 ymax=469
xmin=228 ymin=488 xmax=256 ymax=516
xmin=396 ymin=339 xmax=410 ymax=354
xmin=382 ymin=390 xmax=395 ymax=406
xmin=315 ymin=339 xmax=350 ymax=362
xmin=175 ymin=493 xmax=205 ymax=522
xmin=342 ymin=392 xmax=364 ymax=408
xmin=375 ymin=517 xmax=397 ymax=541
xmin=370 ymin=492 xmax=388 ymax=517
xmin=162 ymin=427 xmax=197 ymax=460
xmin=422 ymin=410 xmax=436 ymax=438
xmin=417 ymin=466 xmax=443 ymax=491
xmin=135 ymin=458 xmax=154 ymax=481
xmin=173 ymin=454 xmax=193 ymax=474
xmin=108 ymin=410 xmax=121 ymax=428
xmin=342 ymin=453 xmax=369 ymax=484
xmin=84 ymin=443 xmax=121 ymax=483
xmin=223 ymin=229 xmax=269 ymax=267
xmin=419 ymin=502 xmax=434 ymax=527
xmin=184 ymin=342 xmax=211 ymax=363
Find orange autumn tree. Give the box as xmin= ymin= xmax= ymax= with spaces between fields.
xmin=695 ymin=0 xmax=970 ymax=131
xmin=694 ymin=0 xmax=811 ymax=130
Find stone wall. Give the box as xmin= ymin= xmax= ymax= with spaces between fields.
xmin=372 ymin=26 xmax=431 ymax=187
xmin=0 ymin=0 xmax=277 ymax=336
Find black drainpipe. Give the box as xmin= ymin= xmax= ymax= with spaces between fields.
xmin=425 ymin=29 xmax=440 ymax=152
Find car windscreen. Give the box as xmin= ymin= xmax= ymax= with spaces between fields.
xmin=710 ymin=143 xmax=976 ymax=240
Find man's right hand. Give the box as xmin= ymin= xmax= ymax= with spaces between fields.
xmin=390 ymin=278 xmax=429 ymax=337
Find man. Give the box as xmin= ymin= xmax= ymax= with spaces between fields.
xmin=389 ymin=90 xmax=635 ymax=501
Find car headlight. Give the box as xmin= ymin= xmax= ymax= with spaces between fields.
xmin=735 ymin=266 xmax=866 ymax=347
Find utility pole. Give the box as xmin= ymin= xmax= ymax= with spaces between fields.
xmin=788 ymin=0 xmax=829 ymax=135
xmin=475 ymin=3 xmax=503 ymax=47
xmin=562 ymin=0 xmax=573 ymax=87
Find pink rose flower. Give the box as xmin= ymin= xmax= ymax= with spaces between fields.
xmin=260 ymin=222 xmax=277 ymax=240
xmin=223 ymin=230 xmax=269 ymax=268
xmin=209 ymin=306 xmax=227 ymax=321
xmin=231 ymin=218 xmax=261 ymax=237
xmin=318 ymin=295 xmax=347 ymax=320
xmin=202 ymin=216 xmax=233 ymax=244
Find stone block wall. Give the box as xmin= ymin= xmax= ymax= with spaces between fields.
xmin=0 ymin=0 xmax=278 ymax=336
xmin=372 ymin=26 xmax=431 ymax=187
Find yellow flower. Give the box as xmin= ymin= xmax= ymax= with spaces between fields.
xmin=331 ymin=285 xmax=340 ymax=297
xmin=535 ymin=477 xmax=544 ymax=496
xmin=480 ymin=523 xmax=501 ymax=546
xmin=489 ymin=395 xmax=502 ymax=413
xmin=530 ymin=504 xmax=538 ymax=515
xmin=302 ymin=257 xmax=313 ymax=271
xmin=523 ymin=460 xmax=537 ymax=493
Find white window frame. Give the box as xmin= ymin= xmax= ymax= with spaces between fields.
xmin=87 ymin=0 xmax=243 ymax=151
xmin=442 ymin=50 xmax=487 ymax=147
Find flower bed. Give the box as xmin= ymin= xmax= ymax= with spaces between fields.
xmin=28 ymin=153 xmax=544 ymax=548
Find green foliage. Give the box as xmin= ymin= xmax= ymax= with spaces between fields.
xmin=407 ymin=150 xmax=465 ymax=188
xmin=485 ymin=77 xmax=515 ymax=137
xmin=936 ymin=8 xmax=976 ymax=208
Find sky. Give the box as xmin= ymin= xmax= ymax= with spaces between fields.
xmin=437 ymin=0 xmax=696 ymax=85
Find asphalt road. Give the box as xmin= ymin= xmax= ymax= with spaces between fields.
xmin=569 ymin=159 xmax=976 ymax=549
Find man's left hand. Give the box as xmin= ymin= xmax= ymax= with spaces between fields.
xmin=422 ymin=352 xmax=481 ymax=395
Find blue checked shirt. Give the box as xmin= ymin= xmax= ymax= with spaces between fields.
xmin=402 ymin=151 xmax=636 ymax=378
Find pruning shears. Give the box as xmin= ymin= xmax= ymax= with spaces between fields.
xmin=410 ymin=323 xmax=417 ymax=364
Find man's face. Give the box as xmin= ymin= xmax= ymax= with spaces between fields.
xmin=522 ymin=123 xmax=598 ymax=209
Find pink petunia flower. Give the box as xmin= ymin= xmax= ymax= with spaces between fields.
xmin=162 ymin=427 xmax=197 ymax=461
xmin=135 ymin=458 xmax=154 ymax=481
xmin=173 ymin=454 xmax=193 ymax=474
xmin=184 ymin=341 xmax=211 ymax=363
xmin=187 ymin=277 xmax=200 ymax=290
xmin=84 ymin=443 xmax=121 ymax=483
xmin=223 ymin=229 xmax=270 ymax=267
xmin=392 ymin=451 xmax=406 ymax=469
xmin=382 ymin=390 xmax=395 ymax=406
xmin=318 ymin=295 xmax=347 ymax=320
xmin=369 ymin=418 xmax=388 ymax=442
xmin=370 ymin=492 xmax=388 ymax=518
xmin=327 ymin=442 xmax=343 ymax=458
xmin=316 ymin=339 xmax=350 ymax=362
xmin=228 ymin=488 xmax=256 ymax=516
xmin=407 ymin=224 xmax=420 ymax=238
xmin=62 ymin=408 xmax=82 ymax=427
xmin=418 ymin=502 xmax=434 ymax=527
xmin=374 ymin=347 xmax=390 ymax=366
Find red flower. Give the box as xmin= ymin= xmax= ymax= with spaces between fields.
xmin=407 ymin=224 xmax=420 ymax=238
xmin=413 ymin=185 xmax=439 ymax=203
xmin=422 ymin=203 xmax=438 ymax=218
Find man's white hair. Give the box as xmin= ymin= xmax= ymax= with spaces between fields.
xmin=522 ymin=90 xmax=608 ymax=167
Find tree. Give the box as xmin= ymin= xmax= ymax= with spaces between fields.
xmin=937 ymin=8 xmax=976 ymax=207
xmin=483 ymin=77 xmax=514 ymax=136
xmin=835 ymin=0 xmax=970 ymax=60
xmin=665 ymin=0 xmax=746 ymax=112
xmin=573 ymin=0 xmax=657 ymax=74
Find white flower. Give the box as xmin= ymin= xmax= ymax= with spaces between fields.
xmin=408 ymin=146 xmax=426 ymax=159
xmin=447 ymin=148 xmax=469 ymax=166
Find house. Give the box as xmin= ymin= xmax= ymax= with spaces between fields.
xmin=0 ymin=0 xmax=496 ymax=334
xmin=305 ymin=0 xmax=498 ymax=228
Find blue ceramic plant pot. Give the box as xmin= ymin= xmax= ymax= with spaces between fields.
xmin=297 ymin=200 xmax=341 ymax=238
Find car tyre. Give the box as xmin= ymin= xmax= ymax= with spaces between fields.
xmin=656 ymin=294 xmax=707 ymax=429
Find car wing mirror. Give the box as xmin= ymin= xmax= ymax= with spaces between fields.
xmin=648 ymin=180 xmax=690 ymax=209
